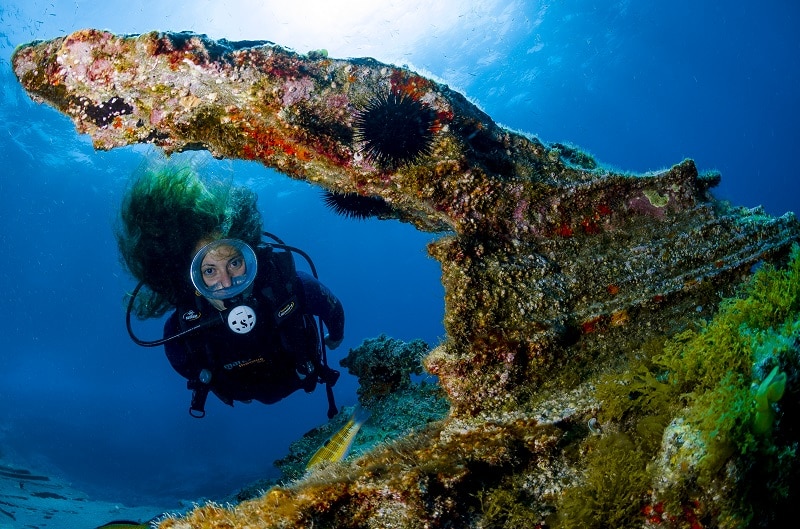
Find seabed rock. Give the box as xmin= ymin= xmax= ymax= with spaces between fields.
xmin=13 ymin=30 xmax=800 ymax=528
xmin=240 ymin=336 xmax=448 ymax=490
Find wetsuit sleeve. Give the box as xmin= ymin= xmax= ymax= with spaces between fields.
xmin=297 ymin=271 xmax=345 ymax=342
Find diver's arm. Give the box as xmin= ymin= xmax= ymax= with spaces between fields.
xmin=163 ymin=312 xmax=199 ymax=380
xmin=297 ymin=271 xmax=345 ymax=347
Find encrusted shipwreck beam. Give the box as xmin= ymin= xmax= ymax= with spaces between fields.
xmin=13 ymin=30 xmax=800 ymax=528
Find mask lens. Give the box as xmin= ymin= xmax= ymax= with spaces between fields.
xmin=190 ymin=239 xmax=258 ymax=300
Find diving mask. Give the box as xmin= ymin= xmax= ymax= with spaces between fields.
xmin=190 ymin=238 xmax=258 ymax=301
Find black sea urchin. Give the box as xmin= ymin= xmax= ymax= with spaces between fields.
xmin=354 ymin=91 xmax=437 ymax=169
xmin=321 ymin=191 xmax=395 ymax=220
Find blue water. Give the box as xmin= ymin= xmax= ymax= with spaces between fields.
xmin=0 ymin=0 xmax=798 ymax=507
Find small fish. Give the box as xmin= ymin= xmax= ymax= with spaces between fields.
xmin=95 ymin=519 xmax=152 ymax=529
xmin=306 ymin=405 xmax=372 ymax=470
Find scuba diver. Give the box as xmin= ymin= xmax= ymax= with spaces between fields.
xmin=116 ymin=164 xmax=344 ymax=418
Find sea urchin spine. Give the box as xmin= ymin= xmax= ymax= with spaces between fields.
xmin=354 ymin=91 xmax=438 ymax=169
xmin=321 ymin=191 xmax=395 ymax=220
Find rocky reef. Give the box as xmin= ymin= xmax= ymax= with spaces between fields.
xmin=13 ymin=30 xmax=800 ymax=528
xmin=228 ymin=335 xmax=448 ymax=496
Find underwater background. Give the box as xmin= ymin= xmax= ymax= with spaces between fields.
xmin=0 ymin=0 xmax=798 ymax=510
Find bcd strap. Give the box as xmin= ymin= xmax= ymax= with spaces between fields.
xmin=265 ymin=237 xmax=341 ymax=420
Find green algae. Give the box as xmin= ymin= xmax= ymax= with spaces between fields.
xmin=477 ymin=479 xmax=545 ymax=529
xmin=643 ymin=189 xmax=669 ymax=208
xmin=754 ymin=365 xmax=787 ymax=434
xmin=557 ymin=243 xmax=800 ymax=528
xmin=555 ymin=433 xmax=652 ymax=529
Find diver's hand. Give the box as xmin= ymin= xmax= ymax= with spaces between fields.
xmin=324 ymin=334 xmax=343 ymax=350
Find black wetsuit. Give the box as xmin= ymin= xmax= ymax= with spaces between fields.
xmin=162 ymin=245 xmax=344 ymax=414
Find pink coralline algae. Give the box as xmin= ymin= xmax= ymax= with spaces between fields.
xmin=282 ymin=76 xmax=315 ymax=106
xmin=13 ymin=29 xmax=800 ymax=528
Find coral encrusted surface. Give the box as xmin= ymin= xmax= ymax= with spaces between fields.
xmin=13 ymin=30 xmax=800 ymax=528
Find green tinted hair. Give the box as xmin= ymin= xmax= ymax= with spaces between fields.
xmin=116 ymin=163 xmax=263 ymax=319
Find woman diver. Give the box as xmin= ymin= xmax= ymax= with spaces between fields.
xmin=116 ymin=164 xmax=344 ymax=418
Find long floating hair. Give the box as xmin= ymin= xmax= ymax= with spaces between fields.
xmin=116 ymin=160 xmax=263 ymax=318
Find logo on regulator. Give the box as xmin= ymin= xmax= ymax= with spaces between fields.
xmin=227 ymin=305 xmax=257 ymax=334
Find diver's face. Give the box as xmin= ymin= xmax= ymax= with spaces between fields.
xmin=199 ymin=243 xmax=246 ymax=290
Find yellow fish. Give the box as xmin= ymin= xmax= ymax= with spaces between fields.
xmin=306 ymin=405 xmax=372 ymax=470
